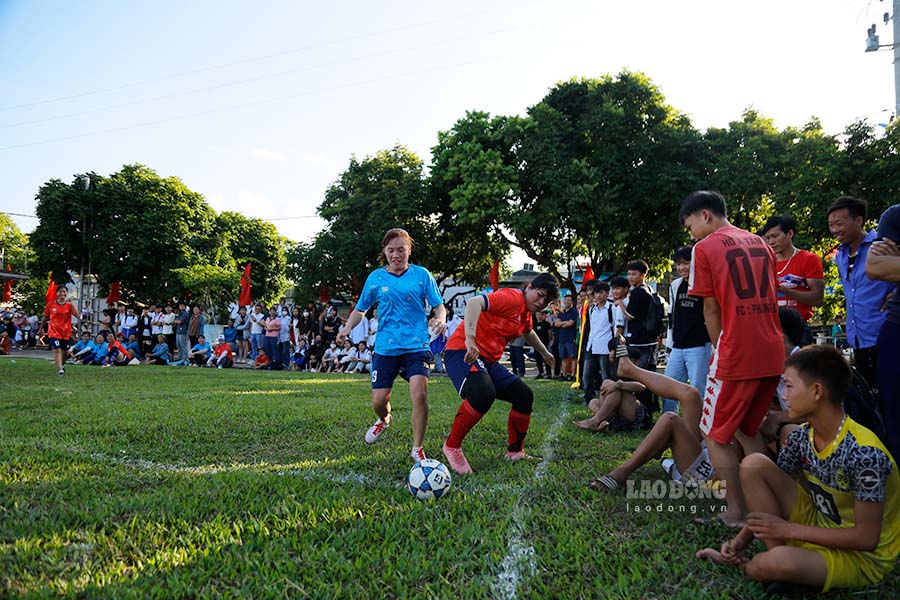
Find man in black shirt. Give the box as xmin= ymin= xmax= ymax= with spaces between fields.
xmin=623 ymin=260 xmax=658 ymax=371
xmin=531 ymin=310 xmax=553 ymax=379
xmin=662 ymin=246 xmax=711 ymax=413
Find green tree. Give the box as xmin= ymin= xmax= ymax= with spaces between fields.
xmin=30 ymin=165 xmax=217 ymax=303
xmin=171 ymin=264 xmax=240 ymax=322
xmin=213 ymin=211 xmax=288 ymax=306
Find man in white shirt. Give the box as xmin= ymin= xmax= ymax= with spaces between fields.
xmin=249 ymin=304 xmax=265 ymax=360
xmin=582 ymin=281 xmax=624 ymax=404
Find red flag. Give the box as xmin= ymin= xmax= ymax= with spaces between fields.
xmin=106 ymin=281 xmax=120 ymax=304
xmin=2 ymin=265 xmax=11 ymax=303
xmin=45 ymin=273 xmax=57 ymax=305
xmin=319 ymin=284 xmax=330 ymax=304
xmin=490 ymin=260 xmax=500 ymax=291
xmin=580 ymin=266 xmax=595 ymax=291
xmin=239 ymin=263 xmax=252 ymax=306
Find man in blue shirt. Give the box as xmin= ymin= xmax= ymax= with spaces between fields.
xmin=553 ymin=295 xmax=578 ymax=381
xmin=827 ymin=196 xmax=894 ymax=390
xmin=867 ymin=203 xmax=900 ymax=460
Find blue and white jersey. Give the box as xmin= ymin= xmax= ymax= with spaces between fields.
xmin=357 ymin=264 xmax=443 ymax=356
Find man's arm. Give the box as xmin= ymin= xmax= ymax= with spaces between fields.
xmin=866 ymin=239 xmax=900 ymax=282
xmin=778 ymin=279 xmax=825 ymax=306
xmin=702 ymin=296 xmax=722 ymax=348
xmin=746 ymin=500 xmax=883 ymax=552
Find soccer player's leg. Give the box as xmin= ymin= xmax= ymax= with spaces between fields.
xmin=443 ymin=351 xmax=495 ymax=473
xmin=399 ymin=351 xmax=432 ymax=461
xmin=367 ymin=353 xmax=398 ymax=444
xmin=494 ymin=373 xmax=533 ymax=459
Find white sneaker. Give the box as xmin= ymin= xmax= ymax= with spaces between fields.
xmin=365 ymin=416 xmax=391 ymax=444
xmin=661 ymin=458 xmax=675 ymax=476
xmin=411 ymin=446 xmax=426 ymax=463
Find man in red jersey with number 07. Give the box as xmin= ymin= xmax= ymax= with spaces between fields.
xmin=441 ymin=273 xmax=560 ymax=474
xmin=680 ymin=191 xmax=784 ymax=528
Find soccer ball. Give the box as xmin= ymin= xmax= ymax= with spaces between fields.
xmin=407 ymin=458 xmax=452 ymax=501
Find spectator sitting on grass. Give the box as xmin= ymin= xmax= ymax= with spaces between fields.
xmin=74 ymin=334 xmax=103 ymax=364
xmin=321 ymin=341 xmax=341 ymax=372
xmin=291 ymin=338 xmax=310 ymax=371
xmin=144 ymin=334 xmax=170 ymax=365
xmin=90 ymin=334 xmax=110 ymax=366
xmin=102 ymin=332 xmax=130 ymax=367
xmin=69 ymin=332 xmax=93 ymax=363
xmin=697 ymin=345 xmax=900 ymax=595
xmin=252 ymin=348 xmax=269 ymax=370
xmin=572 ymin=341 xmax=652 ymax=432
xmin=187 ymin=335 xmax=211 ymax=367
xmin=346 ymin=341 xmax=372 ymax=373
xmin=207 ymin=335 xmax=234 ymax=368
xmin=336 ymin=338 xmax=355 ymax=372
xmin=0 ymin=330 xmax=10 ymax=355
xmin=124 ymin=333 xmax=141 ymax=360
xmin=588 ymin=350 xmax=710 ymax=491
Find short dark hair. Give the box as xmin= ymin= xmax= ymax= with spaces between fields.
xmin=609 ymin=276 xmax=629 ymax=289
xmin=759 ymin=214 xmax=797 ymax=237
xmin=529 ymin=273 xmax=560 ymax=301
xmin=626 ymin=260 xmax=649 ymax=274
xmin=679 ymin=190 xmax=727 ymax=224
xmin=827 ymin=196 xmax=867 ymax=221
xmin=673 ymin=246 xmax=693 ymax=263
xmin=778 ymin=308 xmax=807 ymax=349
xmin=784 ymin=345 xmax=851 ymax=405
xmin=592 ymin=281 xmax=611 ymax=293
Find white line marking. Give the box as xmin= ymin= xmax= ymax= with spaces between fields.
xmin=491 ymin=400 xmax=569 ymax=600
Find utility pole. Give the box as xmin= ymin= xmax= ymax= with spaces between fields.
xmin=894 ymin=0 xmax=900 ymax=117
xmin=77 ymin=175 xmax=90 ymax=316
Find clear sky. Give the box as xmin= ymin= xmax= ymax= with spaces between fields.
xmin=1 ymin=0 xmax=895 ymax=262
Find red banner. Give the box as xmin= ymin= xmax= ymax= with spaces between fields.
xmin=239 ymin=263 xmax=252 ymax=306
xmin=581 ymin=266 xmax=595 ymax=291
xmin=490 ymin=260 xmax=500 ymax=291
xmin=106 ymin=281 xmax=120 ymax=304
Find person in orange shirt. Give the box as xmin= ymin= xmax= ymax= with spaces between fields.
xmin=39 ymin=286 xmax=80 ymax=375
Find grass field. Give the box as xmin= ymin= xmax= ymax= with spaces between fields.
xmin=1 ymin=358 xmax=898 ymax=599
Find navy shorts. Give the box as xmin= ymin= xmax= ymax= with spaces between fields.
xmin=445 ymin=349 xmax=518 ymax=396
xmin=371 ymin=351 xmax=432 ymax=389
xmin=559 ymin=341 xmax=577 ymax=358
xmin=49 ymin=337 xmax=70 ymax=351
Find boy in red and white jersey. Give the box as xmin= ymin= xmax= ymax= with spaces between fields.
xmin=680 ymin=190 xmax=784 ymax=527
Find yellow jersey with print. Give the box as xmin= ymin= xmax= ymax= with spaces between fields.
xmin=778 ymin=417 xmax=900 ymax=573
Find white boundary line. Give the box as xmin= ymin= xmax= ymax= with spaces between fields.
xmin=491 ymin=399 xmax=569 ymax=600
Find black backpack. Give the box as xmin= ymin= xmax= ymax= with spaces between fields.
xmin=643 ymin=287 xmax=665 ymax=340
xmin=845 ymin=365 xmax=888 ymax=444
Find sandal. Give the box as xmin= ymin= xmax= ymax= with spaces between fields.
xmin=589 ymin=474 xmax=620 ymax=491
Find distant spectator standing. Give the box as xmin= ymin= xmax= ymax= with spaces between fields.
xmin=321 ymin=302 xmax=342 ymax=344
xmin=161 ymin=304 xmax=177 ymax=353
xmin=531 ymin=310 xmax=553 ymax=379
xmin=367 ymin=306 xmax=379 ymax=350
xmin=279 ymin=307 xmax=292 ymax=369
xmin=582 ymin=281 xmax=624 ymax=402
xmin=234 ymin=306 xmax=250 ymax=363
xmin=121 ymin=307 xmax=138 ymax=341
xmin=139 ymin=307 xmax=154 ymax=357
xmin=248 ymin=304 xmax=265 ymax=360
xmin=828 ymin=196 xmax=894 ymax=389
xmin=263 ymin=306 xmax=282 ymax=369
xmin=553 ymin=295 xmax=578 ymax=381
xmin=188 ymin=306 xmax=205 ymax=348
xmin=622 ymin=260 xmax=659 ymax=372
xmin=174 ymin=302 xmax=190 ymax=362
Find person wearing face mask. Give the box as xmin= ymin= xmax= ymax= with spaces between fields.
xmin=321 ymin=340 xmax=341 ymax=372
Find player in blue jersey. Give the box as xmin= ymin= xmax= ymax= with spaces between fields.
xmin=339 ymin=228 xmax=446 ymax=463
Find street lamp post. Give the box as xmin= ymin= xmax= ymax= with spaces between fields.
xmin=865 ymin=0 xmax=900 ymax=119
xmin=77 ymin=175 xmax=90 ymax=317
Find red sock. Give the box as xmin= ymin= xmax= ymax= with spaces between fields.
xmin=446 ymin=400 xmax=483 ymax=448
xmin=507 ymin=409 xmax=531 ymax=452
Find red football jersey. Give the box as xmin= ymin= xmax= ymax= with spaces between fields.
xmin=43 ymin=300 xmax=77 ymax=340
xmin=446 ymin=288 xmax=533 ymax=363
xmin=689 ymin=225 xmax=784 ymax=380
xmin=774 ymin=249 xmax=823 ymax=321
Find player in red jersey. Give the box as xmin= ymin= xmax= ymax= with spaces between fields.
xmin=441 ymin=273 xmax=559 ymax=474
xmin=39 ymin=286 xmax=80 ymax=375
xmin=680 ymin=191 xmax=784 ymax=527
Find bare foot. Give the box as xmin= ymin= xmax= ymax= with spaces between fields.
xmin=717 ymin=512 xmax=746 ymax=529
xmin=573 ymin=419 xmax=604 ymax=431
xmin=597 ymin=420 xmax=609 ymax=433
xmin=615 ymin=355 xmax=636 ymax=379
